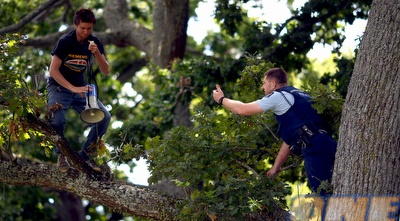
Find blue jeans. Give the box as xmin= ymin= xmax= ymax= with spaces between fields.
xmin=47 ymin=84 xmax=111 ymax=161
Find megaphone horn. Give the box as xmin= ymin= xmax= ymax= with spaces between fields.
xmin=80 ymin=84 xmax=105 ymax=124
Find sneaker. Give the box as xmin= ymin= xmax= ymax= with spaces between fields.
xmin=57 ymin=154 xmax=70 ymax=173
xmin=86 ymin=159 xmax=102 ymax=173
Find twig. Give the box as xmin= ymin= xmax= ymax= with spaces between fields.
xmin=268 ymin=152 xmax=304 ymax=179
xmin=236 ymin=160 xmax=260 ymax=179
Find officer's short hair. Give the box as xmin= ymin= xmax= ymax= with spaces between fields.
xmin=264 ymin=68 xmax=288 ymax=84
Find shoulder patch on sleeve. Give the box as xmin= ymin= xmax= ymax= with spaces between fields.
xmin=267 ymin=91 xmax=275 ymax=98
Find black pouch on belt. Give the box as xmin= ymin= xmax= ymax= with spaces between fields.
xmin=295 ymin=125 xmax=314 ymax=148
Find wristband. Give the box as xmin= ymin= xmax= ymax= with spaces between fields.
xmin=218 ymin=96 xmax=225 ymax=105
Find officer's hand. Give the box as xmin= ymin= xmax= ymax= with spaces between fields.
xmin=213 ymin=84 xmax=225 ymax=103
xmin=266 ymin=167 xmax=279 ymax=178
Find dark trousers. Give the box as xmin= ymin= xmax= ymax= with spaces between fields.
xmin=302 ymin=133 xmax=337 ymax=196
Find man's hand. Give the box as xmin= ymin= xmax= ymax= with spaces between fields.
xmin=266 ymin=166 xmax=280 ymax=178
xmin=70 ymin=85 xmax=93 ymax=98
xmin=88 ymin=41 xmax=100 ymax=56
xmin=212 ymin=84 xmax=225 ymax=103
xmin=265 ymin=142 xmax=291 ymax=178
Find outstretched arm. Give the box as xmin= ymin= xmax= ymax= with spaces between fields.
xmin=212 ymin=84 xmax=263 ymax=116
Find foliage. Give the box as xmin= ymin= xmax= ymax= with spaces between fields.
xmin=0 ymin=184 xmax=58 ymax=221
xmin=0 ymin=33 xmax=49 ymax=157
xmin=308 ymin=84 xmax=344 ymax=138
xmin=211 ymin=0 xmax=370 ymax=72
xmin=0 ymin=33 xmax=61 ymax=221
xmin=320 ymin=55 xmax=356 ymax=98
xmin=146 ymin=107 xmax=291 ymax=219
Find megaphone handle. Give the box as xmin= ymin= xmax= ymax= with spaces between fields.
xmin=87 ymin=95 xmax=91 ymax=108
xmin=85 ymin=89 xmax=93 ymax=109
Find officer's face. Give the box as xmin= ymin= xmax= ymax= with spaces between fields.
xmin=261 ymin=77 xmax=276 ymax=95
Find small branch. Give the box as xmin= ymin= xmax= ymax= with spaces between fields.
xmin=260 ymin=121 xmax=280 ymax=142
xmin=278 ymin=153 xmax=303 ymax=173
xmin=267 ymin=151 xmax=304 ymax=179
xmin=236 ymin=160 xmax=260 ymax=179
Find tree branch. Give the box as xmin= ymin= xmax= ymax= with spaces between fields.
xmin=0 ymin=0 xmax=66 ymax=35
xmin=104 ymin=0 xmax=153 ymax=54
xmin=0 ymin=158 xmax=179 ymax=220
xmin=20 ymin=113 xmax=100 ymax=177
xmin=236 ymin=160 xmax=260 ymax=179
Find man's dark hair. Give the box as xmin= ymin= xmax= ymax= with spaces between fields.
xmin=264 ymin=68 xmax=288 ymax=84
xmin=73 ymin=8 xmax=96 ymax=25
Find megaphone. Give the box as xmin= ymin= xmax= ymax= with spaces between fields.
xmin=80 ymin=84 xmax=105 ymax=124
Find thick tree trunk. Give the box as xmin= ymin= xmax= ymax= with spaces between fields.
xmin=104 ymin=0 xmax=192 ymax=127
xmin=153 ymin=0 xmax=189 ymax=68
xmin=103 ymin=0 xmax=188 ymax=69
xmin=152 ymin=0 xmax=192 ymax=127
xmin=333 ymin=0 xmax=400 ymax=195
xmin=55 ymin=191 xmax=85 ymax=221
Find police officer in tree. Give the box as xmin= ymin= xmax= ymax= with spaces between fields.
xmin=212 ymin=68 xmax=337 ymax=195
xmin=47 ymin=8 xmax=111 ymax=173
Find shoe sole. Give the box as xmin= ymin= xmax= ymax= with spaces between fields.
xmin=87 ymin=162 xmax=102 ymax=173
xmin=92 ymin=167 xmax=102 ymax=173
xmin=58 ymin=167 xmax=69 ymax=173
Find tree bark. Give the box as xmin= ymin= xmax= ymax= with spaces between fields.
xmin=152 ymin=0 xmax=189 ymax=68
xmin=103 ymin=0 xmax=153 ymax=54
xmin=333 ymin=0 xmax=400 ymax=195
xmin=0 ymin=158 xmax=179 ymax=220
xmin=55 ymin=191 xmax=85 ymax=221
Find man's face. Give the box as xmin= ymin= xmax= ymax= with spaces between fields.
xmin=261 ymin=77 xmax=275 ymax=95
xmin=75 ymin=22 xmax=94 ymax=42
